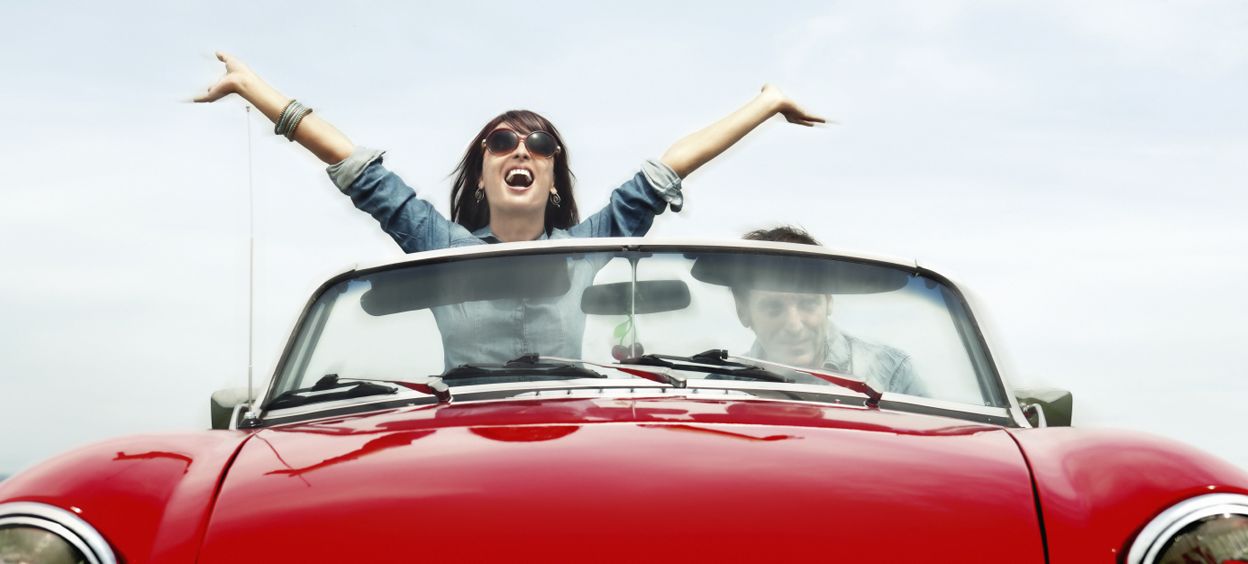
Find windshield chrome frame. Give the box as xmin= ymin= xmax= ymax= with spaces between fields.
xmin=261 ymin=376 xmax=1017 ymax=428
xmin=251 ymin=238 xmax=1029 ymax=428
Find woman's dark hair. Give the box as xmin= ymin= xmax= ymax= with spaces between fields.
xmin=450 ymin=110 xmax=579 ymax=234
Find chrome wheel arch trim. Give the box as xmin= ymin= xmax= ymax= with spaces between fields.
xmin=0 ymin=501 xmax=118 ymax=564
xmin=1126 ymin=492 xmax=1248 ymax=564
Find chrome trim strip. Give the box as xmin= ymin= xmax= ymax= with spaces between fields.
xmin=263 ymin=378 xmax=662 ymax=420
xmin=263 ymin=387 xmax=428 ymax=420
xmin=952 ymin=283 xmax=1032 ymax=427
xmin=0 ymin=502 xmax=117 ymax=564
xmin=261 ymin=377 xmax=1013 ymax=425
xmin=512 ymin=387 xmax=758 ymax=399
xmin=267 ymin=387 xmax=1007 ymax=431
xmin=348 ymin=238 xmax=920 ymax=274
xmin=1126 ymin=493 xmax=1248 ymax=564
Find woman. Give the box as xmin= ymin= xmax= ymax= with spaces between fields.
xmin=196 ymin=51 xmax=824 ymax=369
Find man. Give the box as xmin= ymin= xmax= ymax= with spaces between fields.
xmin=734 ymin=226 xmax=928 ymax=396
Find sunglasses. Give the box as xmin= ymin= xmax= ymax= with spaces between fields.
xmin=482 ymin=129 xmax=561 ymax=159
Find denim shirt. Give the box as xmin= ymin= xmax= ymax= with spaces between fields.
xmin=745 ymin=321 xmax=930 ymax=397
xmin=326 ymin=147 xmax=683 ymax=370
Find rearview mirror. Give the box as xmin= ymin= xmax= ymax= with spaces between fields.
xmin=1014 ymin=387 xmax=1073 ymax=427
xmin=581 ymin=280 xmax=691 ymax=315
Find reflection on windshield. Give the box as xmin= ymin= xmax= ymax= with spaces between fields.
xmin=273 ymin=250 xmax=998 ymax=408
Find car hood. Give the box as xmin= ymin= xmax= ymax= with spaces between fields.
xmin=200 ymin=397 xmax=1044 ymax=563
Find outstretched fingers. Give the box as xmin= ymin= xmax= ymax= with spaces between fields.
xmin=782 ymin=108 xmax=827 ymax=127
xmin=760 ymin=84 xmax=830 ymax=127
xmin=192 ymin=50 xmax=246 ymax=103
xmin=193 ymin=76 xmax=229 ymax=103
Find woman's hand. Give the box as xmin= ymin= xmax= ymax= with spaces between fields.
xmin=760 ymin=84 xmax=826 ymax=127
xmin=192 ymin=51 xmax=355 ymax=164
xmin=660 ymin=84 xmax=827 ymax=178
xmin=193 ymin=51 xmax=256 ymax=103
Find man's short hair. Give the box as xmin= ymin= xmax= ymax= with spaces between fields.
xmin=742 ymin=225 xmax=821 ymax=246
xmin=733 ymin=226 xmax=823 ymax=304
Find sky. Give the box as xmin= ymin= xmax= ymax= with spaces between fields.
xmin=1 ymin=0 xmax=1246 ymax=476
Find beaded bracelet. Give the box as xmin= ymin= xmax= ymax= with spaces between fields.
xmin=274 ymin=100 xmax=297 ymax=135
xmin=285 ymin=107 xmax=314 ymax=141
xmin=275 ymin=101 xmax=304 ymax=138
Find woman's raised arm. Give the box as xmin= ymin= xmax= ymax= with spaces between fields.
xmin=660 ymin=84 xmax=824 ymax=179
xmin=194 ymin=51 xmax=355 ymax=164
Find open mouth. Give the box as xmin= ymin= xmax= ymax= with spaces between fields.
xmin=505 ymin=168 xmax=533 ymax=188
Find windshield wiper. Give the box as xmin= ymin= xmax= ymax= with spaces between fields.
xmin=623 ymin=349 xmax=795 ymax=384
xmin=267 ymin=374 xmax=451 ymax=411
xmin=622 ymin=349 xmax=882 ymax=407
xmin=528 ymin=351 xmax=825 ymax=392
xmin=725 ymin=352 xmax=883 ymax=407
xmin=443 ymin=355 xmax=608 ymax=384
xmin=524 ymin=354 xmax=688 ymax=388
xmin=442 ymin=351 xmax=879 ymax=406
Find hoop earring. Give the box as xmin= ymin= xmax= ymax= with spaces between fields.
xmin=475 ymin=187 xmax=485 ymax=203
xmin=549 ymin=191 xmax=561 ymax=208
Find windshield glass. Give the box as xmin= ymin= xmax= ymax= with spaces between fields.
xmin=271 ymin=248 xmax=1003 ymax=408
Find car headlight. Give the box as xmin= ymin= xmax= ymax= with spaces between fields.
xmin=1127 ymin=493 xmax=1248 ymax=564
xmin=0 ymin=502 xmax=116 ymax=564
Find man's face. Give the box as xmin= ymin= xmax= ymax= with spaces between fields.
xmin=735 ymin=291 xmax=830 ymax=367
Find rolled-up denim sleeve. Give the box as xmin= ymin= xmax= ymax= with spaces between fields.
xmin=570 ymin=159 xmax=684 ymax=238
xmin=326 ymin=146 xmax=386 ymax=192
xmin=327 ymin=148 xmax=477 ymax=253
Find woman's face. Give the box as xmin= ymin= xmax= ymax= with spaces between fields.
xmin=478 ymin=123 xmax=557 ymax=221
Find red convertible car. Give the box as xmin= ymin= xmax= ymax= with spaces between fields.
xmin=2 ymin=239 xmax=1246 ymax=563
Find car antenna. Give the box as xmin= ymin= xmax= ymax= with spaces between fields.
xmin=244 ymin=105 xmax=257 ymax=421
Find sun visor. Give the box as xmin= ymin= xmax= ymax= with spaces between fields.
xmin=361 ymin=255 xmax=573 ymax=315
xmin=689 ymin=253 xmax=910 ymax=295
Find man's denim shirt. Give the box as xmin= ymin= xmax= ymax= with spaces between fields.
xmin=745 ymin=321 xmax=930 ymax=397
xmin=327 ymin=147 xmax=683 ymax=370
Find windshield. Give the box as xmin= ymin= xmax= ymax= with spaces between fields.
xmin=270 ymin=247 xmax=1005 ymax=409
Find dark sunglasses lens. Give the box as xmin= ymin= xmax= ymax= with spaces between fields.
xmin=525 ymin=132 xmax=557 ymax=158
xmin=485 ymin=130 xmax=520 ymax=154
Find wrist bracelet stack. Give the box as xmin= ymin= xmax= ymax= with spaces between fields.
xmin=274 ymin=99 xmax=314 ymax=142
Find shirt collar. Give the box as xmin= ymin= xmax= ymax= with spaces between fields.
xmin=822 ymin=321 xmax=851 ymax=373
xmin=472 ymin=225 xmax=570 ymax=243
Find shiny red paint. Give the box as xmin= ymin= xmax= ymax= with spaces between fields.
xmin=1009 ymin=427 xmax=1248 ymax=563
xmin=10 ymin=396 xmax=1242 ymax=563
xmin=0 ymin=430 xmax=251 ymax=564
xmin=197 ymin=397 xmax=1045 ymax=563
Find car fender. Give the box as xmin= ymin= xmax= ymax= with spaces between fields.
xmin=0 ymin=430 xmax=252 ymax=564
xmin=1008 ymin=427 xmax=1248 ymax=563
